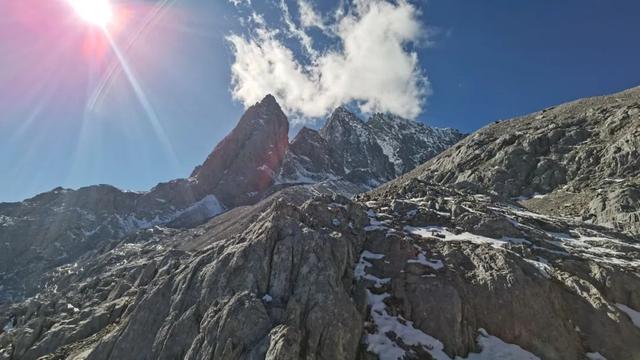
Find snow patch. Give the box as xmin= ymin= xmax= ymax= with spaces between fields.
xmin=191 ymin=194 xmax=225 ymax=218
xmin=112 ymin=194 xmax=225 ymax=234
xmin=366 ymin=213 xmax=390 ymax=232
xmin=355 ymin=251 xmax=390 ymax=287
xmin=546 ymin=231 xmax=640 ymax=267
xmin=2 ymin=318 xmax=14 ymax=333
xmin=512 ymin=193 xmax=548 ymax=201
xmin=458 ymin=328 xmax=541 ymax=360
xmin=408 ymin=251 xmax=444 ymax=270
xmin=0 ymin=215 xmax=15 ymax=227
xmin=404 ymin=226 xmax=510 ymax=248
xmin=616 ymin=303 xmax=640 ymax=328
xmin=365 ymin=290 xmax=451 ymax=360
xmin=585 ymin=352 xmax=608 ymax=360
xmin=524 ymin=258 xmax=552 ymax=279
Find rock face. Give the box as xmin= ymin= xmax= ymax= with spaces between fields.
xmin=191 ymin=95 xmax=290 ymax=207
xmin=278 ymin=107 xmax=464 ymax=186
xmin=319 ymin=107 xmax=397 ymax=182
xmin=276 ymin=127 xmax=342 ymax=183
xmin=367 ymin=113 xmax=465 ymax=175
xmin=3 ymin=88 xmax=640 ymax=360
xmin=402 ymin=86 xmax=640 ymax=235
xmin=358 ymin=180 xmax=640 ymax=360
xmin=0 ymin=181 xmax=205 ymax=300
xmin=2 ymin=180 xmax=639 ymax=360
xmin=0 ymin=192 xmax=369 ymax=360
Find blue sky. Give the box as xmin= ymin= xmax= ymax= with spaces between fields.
xmin=1 ymin=0 xmax=639 ymax=202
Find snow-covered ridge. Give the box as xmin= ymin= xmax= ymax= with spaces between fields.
xmin=278 ymin=107 xmax=464 ymax=186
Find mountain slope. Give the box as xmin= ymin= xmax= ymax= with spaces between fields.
xmin=2 ymin=176 xmax=639 ymax=360
xmin=392 ymin=86 xmax=640 ymax=235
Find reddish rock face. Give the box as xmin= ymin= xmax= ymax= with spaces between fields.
xmin=191 ymin=94 xmax=289 ymax=207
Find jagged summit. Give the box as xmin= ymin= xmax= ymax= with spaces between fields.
xmin=276 ymin=104 xmax=466 ymax=186
xmin=328 ymin=105 xmax=360 ymax=120
xmin=259 ymin=93 xmax=279 ymax=105
xmin=190 ymin=94 xmax=289 ymax=206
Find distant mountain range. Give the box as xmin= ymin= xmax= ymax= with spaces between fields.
xmin=1 ymin=87 xmax=639 ymax=360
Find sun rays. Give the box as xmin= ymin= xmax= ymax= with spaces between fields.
xmin=2 ymin=0 xmax=199 ymax=196
xmin=67 ymin=0 xmax=182 ymax=171
xmin=67 ymin=0 xmax=113 ymax=28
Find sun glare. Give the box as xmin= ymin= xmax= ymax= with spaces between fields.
xmin=67 ymin=0 xmax=113 ymax=27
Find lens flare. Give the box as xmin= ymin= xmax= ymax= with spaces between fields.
xmin=67 ymin=0 xmax=113 ymax=27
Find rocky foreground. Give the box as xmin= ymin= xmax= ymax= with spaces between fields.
xmin=1 ymin=88 xmax=640 ymax=359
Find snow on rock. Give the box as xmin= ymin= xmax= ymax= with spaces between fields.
xmin=616 ymin=303 xmax=640 ymax=328
xmin=585 ymin=352 xmax=608 ymax=360
xmin=355 ymin=251 xmax=389 ymax=287
xmin=110 ymin=194 xmax=226 ymax=235
xmin=262 ymin=294 xmax=273 ymax=303
xmin=364 ymin=288 xmax=543 ymax=360
xmin=524 ymin=258 xmax=552 ymax=279
xmin=189 ymin=194 xmax=225 ymax=218
xmin=457 ymin=328 xmax=541 ymax=360
xmin=546 ymin=231 xmax=640 ymax=267
xmin=2 ymin=318 xmax=14 ymax=333
xmin=365 ymin=290 xmax=451 ymax=360
xmin=512 ymin=193 xmax=548 ymax=201
xmin=404 ymin=225 xmax=510 ymax=248
xmin=408 ymin=251 xmax=444 ymax=270
xmin=365 ymin=212 xmax=390 ymax=231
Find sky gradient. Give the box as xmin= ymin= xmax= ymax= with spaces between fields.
xmin=1 ymin=0 xmax=639 ymax=202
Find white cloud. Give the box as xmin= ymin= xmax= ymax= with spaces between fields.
xmin=228 ymin=0 xmax=251 ymax=7
xmin=277 ymin=0 xmax=318 ymax=57
xmin=227 ymin=0 xmax=430 ymax=121
xmin=298 ymin=0 xmax=326 ymax=30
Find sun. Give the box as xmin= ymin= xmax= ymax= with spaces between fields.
xmin=67 ymin=0 xmax=114 ymax=27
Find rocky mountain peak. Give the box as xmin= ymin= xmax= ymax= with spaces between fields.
xmin=277 ymin=105 xmax=465 ymax=186
xmin=291 ymin=126 xmax=322 ymax=144
xmin=321 ymin=106 xmax=365 ymax=134
xmin=369 ymin=112 xmax=408 ymax=125
xmin=330 ymin=105 xmax=356 ymax=118
xmin=190 ymin=94 xmax=289 ymax=207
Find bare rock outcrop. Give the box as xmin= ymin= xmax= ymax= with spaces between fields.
xmin=392 ymin=86 xmax=640 ymax=235
xmin=1 ymin=194 xmax=369 ymax=360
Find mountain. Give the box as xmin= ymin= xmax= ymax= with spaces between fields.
xmin=0 ymin=95 xmax=462 ymax=303
xmin=1 ymin=88 xmax=639 ymax=360
xmin=277 ymin=106 xmax=464 ymax=186
xmin=394 ymin=86 xmax=640 ymax=235
xmin=190 ymin=94 xmax=290 ymax=207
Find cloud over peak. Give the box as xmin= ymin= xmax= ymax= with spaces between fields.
xmin=227 ymin=0 xmax=431 ymax=122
